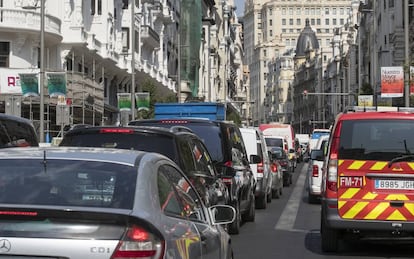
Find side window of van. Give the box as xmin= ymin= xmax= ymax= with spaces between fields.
xmin=0 ymin=117 xmax=38 ymax=147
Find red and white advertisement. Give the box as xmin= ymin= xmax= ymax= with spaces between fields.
xmin=380 ymin=66 xmax=404 ymax=98
xmin=0 ymin=68 xmax=39 ymax=94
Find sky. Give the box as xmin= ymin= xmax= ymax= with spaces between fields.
xmin=235 ymin=0 xmax=244 ymax=17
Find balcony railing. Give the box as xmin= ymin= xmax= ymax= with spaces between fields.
xmin=140 ymin=24 xmax=160 ymax=48
xmin=0 ymin=8 xmax=61 ymax=37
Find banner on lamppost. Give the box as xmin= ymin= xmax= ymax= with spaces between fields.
xmin=135 ymin=92 xmax=150 ymax=111
xmin=46 ymin=72 xmax=67 ymax=97
xmin=19 ymin=73 xmax=39 ymax=97
xmin=117 ymin=93 xmax=132 ymax=111
xmin=380 ymin=66 xmax=404 ymax=97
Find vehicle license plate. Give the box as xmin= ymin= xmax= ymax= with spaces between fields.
xmin=339 ymin=176 xmax=363 ymax=188
xmin=375 ymin=179 xmax=414 ymax=190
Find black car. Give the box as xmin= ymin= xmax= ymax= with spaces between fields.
xmin=0 ymin=113 xmax=38 ymax=147
xmin=129 ymin=118 xmax=256 ymax=235
xmin=59 ymin=125 xmax=230 ymax=209
xmin=269 ymin=146 xmax=293 ymax=187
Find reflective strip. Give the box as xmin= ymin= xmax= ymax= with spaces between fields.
xmin=362 ymin=192 xmax=377 ymax=200
xmin=405 ymin=203 xmax=414 ymax=215
xmin=364 ymin=202 xmax=388 ymax=219
xmin=369 ymin=161 xmax=387 ymax=170
xmin=348 ymin=161 xmax=365 ymax=170
xmin=338 ymin=200 xmax=346 ymax=209
xmin=387 ymin=210 xmax=406 ymax=221
xmin=385 ymin=194 xmax=409 ymax=201
xmin=342 ymin=201 xmax=368 ymax=219
xmin=340 ymin=188 xmax=360 ymax=199
xmin=408 ymin=162 xmax=414 ymax=170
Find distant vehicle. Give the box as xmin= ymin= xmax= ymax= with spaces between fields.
xmin=263 ymin=135 xmax=289 ymax=152
xmin=0 ymin=147 xmax=235 ymax=258
xmin=307 ymin=134 xmax=329 ymax=203
xmin=269 ymin=146 xmax=293 ymax=187
xmin=0 ymin=113 xmax=38 ymax=147
xmin=240 ymin=127 xmax=282 ymax=209
xmin=259 ymin=123 xmax=296 ymax=152
xmin=128 ymin=118 xmax=256 ymax=235
xmin=308 ymin=128 xmax=330 ymax=151
xmin=321 ymin=107 xmax=414 ymax=252
xmin=59 ymin=125 xmax=230 ymax=209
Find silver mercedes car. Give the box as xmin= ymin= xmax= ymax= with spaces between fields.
xmin=0 ymin=147 xmax=235 ymax=259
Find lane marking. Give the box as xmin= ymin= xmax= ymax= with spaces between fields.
xmin=275 ymin=164 xmax=308 ymax=232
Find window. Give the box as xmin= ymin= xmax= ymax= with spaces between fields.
xmin=269 ymin=30 xmax=273 ymax=37
xmin=305 ymin=8 xmax=309 ymax=15
xmin=332 ymin=8 xmax=337 ymax=15
xmin=282 ymin=8 xmax=286 ymax=15
xmin=282 ymin=19 xmax=286 ymax=25
xmin=325 ymin=18 xmax=329 ymax=25
xmin=269 ymin=8 xmax=272 ymax=15
xmin=340 ymin=18 xmax=344 ymax=25
xmin=91 ymin=0 xmax=102 ymax=15
xmin=269 ymin=19 xmax=272 ymax=26
xmin=289 ymin=8 xmax=293 ymax=15
xmin=289 ymin=19 xmax=293 ymax=25
xmin=389 ymin=0 xmax=394 ymax=8
xmin=311 ymin=19 xmax=315 ymax=25
xmin=296 ymin=19 xmax=301 ymax=25
xmin=340 ymin=8 xmax=344 ymax=15
xmin=317 ymin=18 xmax=321 ymax=25
xmin=0 ymin=42 xmax=9 ymax=67
xmin=333 ymin=18 xmax=337 ymax=25
xmin=158 ymin=165 xmax=205 ymax=221
xmin=310 ymin=8 xmax=315 ymax=15
xmin=325 ymin=8 xmax=329 ymax=15
xmin=122 ymin=0 xmax=128 ymax=9
xmin=296 ymin=8 xmax=301 ymax=15
xmin=121 ymin=27 xmax=129 ymax=53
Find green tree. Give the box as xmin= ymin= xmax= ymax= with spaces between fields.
xmin=360 ymin=82 xmax=373 ymax=95
xmin=138 ymin=79 xmax=177 ymax=119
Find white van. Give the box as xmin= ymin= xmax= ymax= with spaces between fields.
xmin=259 ymin=123 xmax=295 ymax=151
xmin=240 ymin=128 xmax=283 ymax=209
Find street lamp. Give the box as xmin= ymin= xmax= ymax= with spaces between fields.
xmin=404 ymin=0 xmax=410 ymax=107
xmin=23 ymin=0 xmax=45 ymax=142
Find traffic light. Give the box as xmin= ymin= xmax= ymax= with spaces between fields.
xmin=303 ymin=90 xmax=308 ymax=99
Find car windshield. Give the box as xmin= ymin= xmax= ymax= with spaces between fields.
xmin=61 ymin=132 xmax=176 ymax=162
xmin=338 ymin=119 xmax=414 ymax=161
xmin=265 ymin=138 xmax=283 ymax=147
xmin=0 ymin=159 xmax=137 ymax=209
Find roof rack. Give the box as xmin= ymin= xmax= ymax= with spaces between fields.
xmin=344 ymin=106 xmax=414 ymax=113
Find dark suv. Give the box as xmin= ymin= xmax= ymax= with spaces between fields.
xmin=59 ymin=125 xmax=230 ymax=209
xmin=0 ymin=114 xmax=38 ymax=147
xmin=129 ymin=118 xmax=256 ymax=234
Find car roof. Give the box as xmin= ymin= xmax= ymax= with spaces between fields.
xmin=0 ymin=113 xmax=33 ymax=124
xmin=129 ymin=118 xmax=238 ymax=127
xmin=0 ymin=146 xmax=149 ymax=166
xmin=64 ymin=125 xmax=197 ymax=138
xmin=337 ymin=111 xmax=414 ymax=121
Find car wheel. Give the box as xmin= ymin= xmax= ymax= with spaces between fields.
xmin=243 ymin=193 xmax=255 ymax=222
xmin=256 ymin=193 xmax=267 ymax=209
xmin=321 ymin=213 xmax=339 ymax=252
xmin=228 ymin=201 xmax=240 ymax=235
xmin=267 ymin=188 xmax=272 ymax=203
xmin=308 ymin=191 xmax=318 ymax=204
xmin=272 ymin=187 xmax=280 ymax=199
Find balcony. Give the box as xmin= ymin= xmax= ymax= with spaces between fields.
xmin=0 ymin=8 xmax=61 ymax=41
xmin=140 ymin=24 xmax=160 ymax=48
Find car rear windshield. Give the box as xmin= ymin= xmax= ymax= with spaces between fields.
xmin=338 ymin=119 xmax=414 ymax=161
xmin=129 ymin=122 xmax=224 ymax=162
xmin=0 ymin=118 xmax=38 ymax=147
xmin=0 ymin=160 xmax=137 ymax=209
xmin=61 ymin=132 xmax=176 ymax=161
xmin=265 ymin=137 xmax=283 ymax=148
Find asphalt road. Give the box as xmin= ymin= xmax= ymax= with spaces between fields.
xmin=231 ymin=163 xmax=414 ymax=259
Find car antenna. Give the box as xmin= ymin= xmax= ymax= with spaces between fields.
xmin=43 ymin=149 xmax=47 ymax=173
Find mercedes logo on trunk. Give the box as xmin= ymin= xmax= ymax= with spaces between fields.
xmin=0 ymin=239 xmax=11 ymax=252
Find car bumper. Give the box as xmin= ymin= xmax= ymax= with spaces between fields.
xmin=308 ymin=177 xmax=321 ymax=195
xmin=322 ymin=198 xmax=414 ymax=231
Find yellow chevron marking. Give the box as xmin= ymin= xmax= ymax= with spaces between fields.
xmin=362 ymin=192 xmax=377 ymax=200
xmin=338 ymin=200 xmax=346 ymax=209
xmin=370 ymin=162 xmax=387 ymax=171
xmin=343 ymin=202 xmax=368 ymax=219
xmin=340 ymin=188 xmax=360 ymax=199
xmin=407 ymin=162 xmax=414 ymax=170
xmin=364 ymin=202 xmax=388 ymax=220
xmin=338 ymin=160 xmax=344 ymax=166
xmin=387 ymin=210 xmax=406 ymax=221
xmin=348 ymin=161 xmax=365 ymax=170
xmin=385 ymin=194 xmax=409 ymax=201
xmin=405 ymin=203 xmax=414 ymax=216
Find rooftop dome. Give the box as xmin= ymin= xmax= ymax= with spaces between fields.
xmin=295 ymin=19 xmax=319 ymax=57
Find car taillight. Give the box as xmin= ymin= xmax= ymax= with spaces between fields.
xmin=257 ymin=162 xmax=264 ymax=175
xmin=312 ymin=165 xmax=319 ymax=177
xmin=271 ymin=163 xmax=278 ymax=173
xmin=112 ymin=225 xmax=164 ymax=259
xmin=279 ymin=161 xmax=287 ymax=167
xmin=327 ymin=159 xmax=338 ymax=192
